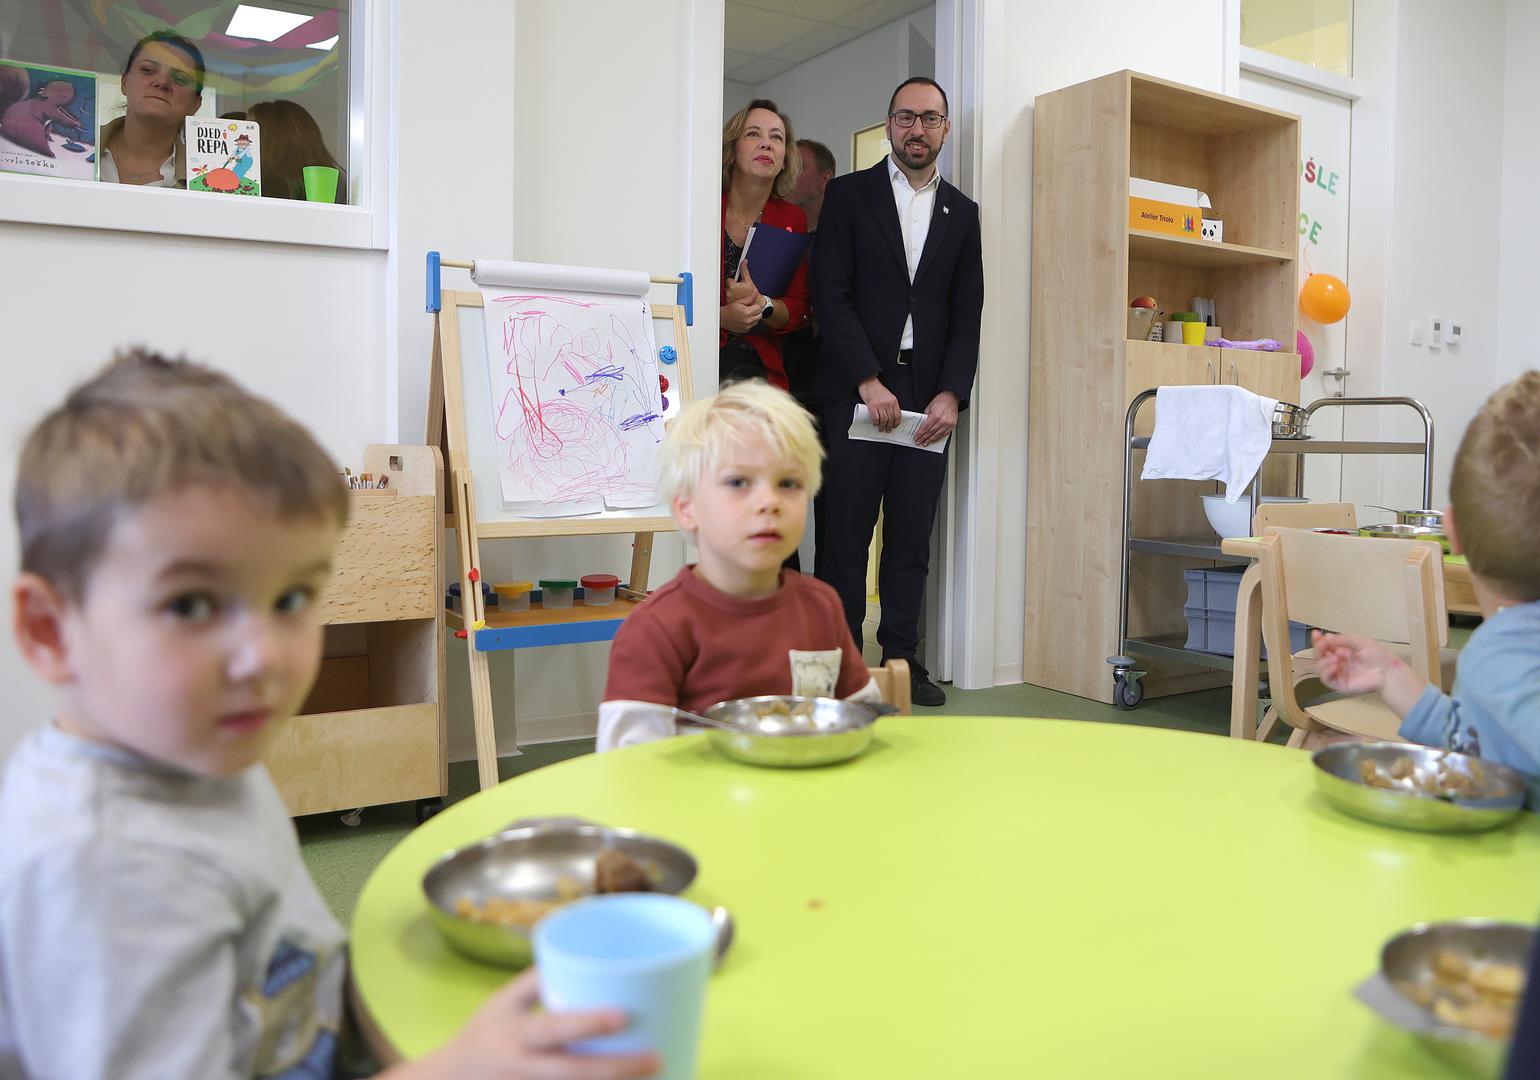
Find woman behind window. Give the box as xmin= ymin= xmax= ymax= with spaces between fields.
xmin=100 ymin=31 xmax=205 ymax=187
xmin=719 ymin=98 xmax=809 ymax=390
xmin=247 ymin=99 xmax=346 ymax=203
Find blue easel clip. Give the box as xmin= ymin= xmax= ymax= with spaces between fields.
xmin=426 ymin=251 xmax=442 ymax=313
xmin=676 ymin=271 xmax=693 ymax=327
xmin=659 ymin=346 xmax=677 ymax=365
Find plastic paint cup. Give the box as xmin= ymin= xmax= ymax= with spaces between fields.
xmin=539 ymin=578 xmax=578 ymax=609
xmin=1181 ymin=321 xmax=1207 ymax=346
xmin=533 ymin=894 xmax=715 ymax=1078
xmin=581 ymin=574 xmax=620 ymax=606
xmin=303 ymin=165 xmax=339 ymax=202
xmin=494 ymin=581 xmax=533 ymax=612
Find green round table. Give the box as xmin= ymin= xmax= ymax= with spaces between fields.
xmin=351 ymin=718 xmax=1540 ymax=1078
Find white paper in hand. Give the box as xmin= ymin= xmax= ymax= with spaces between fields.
xmin=848 ymin=404 xmax=949 ymax=454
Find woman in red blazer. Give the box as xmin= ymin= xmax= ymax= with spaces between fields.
xmin=719 ymin=99 xmax=811 ymax=390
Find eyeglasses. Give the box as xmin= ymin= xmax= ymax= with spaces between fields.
xmin=889 ymin=110 xmax=947 ymax=130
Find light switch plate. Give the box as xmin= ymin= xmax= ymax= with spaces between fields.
xmin=1409 ymin=320 xmax=1423 ymax=346
xmin=1428 ymin=316 xmax=1443 ymax=348
xmin=1446 ymin=320 xmax=1462 ymax=346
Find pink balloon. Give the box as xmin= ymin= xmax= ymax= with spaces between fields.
xmin=1297 ymin=329 xmax=1315 ymax=378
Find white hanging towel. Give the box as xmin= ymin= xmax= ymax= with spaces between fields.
xmin=1139 ymin=384 xmax=1278 ymax=503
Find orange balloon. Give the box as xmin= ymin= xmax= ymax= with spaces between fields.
xmin=1299 ymin=273 xmax=1351 ymax=324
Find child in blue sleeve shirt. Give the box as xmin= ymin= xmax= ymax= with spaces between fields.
xmin=1313 ymin=372 xmax=1540 ymax=803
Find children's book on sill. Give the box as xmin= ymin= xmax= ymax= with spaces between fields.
xmin=0 ymin=59 xmax=98 ymax=181
xmin=186 ymin=117 xmax=261 ymax=196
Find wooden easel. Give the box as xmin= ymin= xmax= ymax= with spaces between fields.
xmin=424 ymin=254 xmax=695 ymax=789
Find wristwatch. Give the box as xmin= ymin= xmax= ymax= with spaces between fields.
xmin=760 ymin=297 xmax=775 ymax=323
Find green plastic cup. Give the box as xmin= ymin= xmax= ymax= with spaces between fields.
xmin=303 ymin=165 xmax=339 ymax=203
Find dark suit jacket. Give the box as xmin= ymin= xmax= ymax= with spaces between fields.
xmin=809 ymin=159 xmax=984 ymax=409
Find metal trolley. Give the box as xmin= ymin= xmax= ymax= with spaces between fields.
xmin=1106 ymin=393 xmax=1436 ymax=710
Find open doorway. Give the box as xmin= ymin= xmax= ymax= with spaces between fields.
xmin=721 ymin=0 xmax=939 ymax=664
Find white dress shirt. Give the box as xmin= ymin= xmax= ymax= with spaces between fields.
xmin=887 ymin=155 xmax=940 ymax=350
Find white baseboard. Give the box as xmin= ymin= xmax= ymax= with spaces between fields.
xmin=448 ymin=711 xmax=598 ymax=764
xmin=993 ymin=662 xmax=1023 ymax=686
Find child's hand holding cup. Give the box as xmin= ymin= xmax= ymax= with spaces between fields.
xmin=533 ymin=894 xmax=717 ymax=1080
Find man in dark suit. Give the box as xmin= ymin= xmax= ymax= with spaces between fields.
xmin=810 ymin=76 xmax=983 ymax=706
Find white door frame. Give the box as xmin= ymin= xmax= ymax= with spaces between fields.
xmin=1226 ymin=0 xmax=1403 ymax=506
xmin=931 ymin=0 xmax=996 ymax=689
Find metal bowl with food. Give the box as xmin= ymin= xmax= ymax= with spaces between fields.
xmin=1312 ymin=742 xmax=1526 ymax=833
xmin=1371 ymin=920 xmax=1533 ymax=1077
xmin=690 ymin=695 xmax=889 ymax=768
xmin=423 ymin=823 xmax=698 ymax=966
xmin=1357 ymin=522 xmax=1451 ymax=553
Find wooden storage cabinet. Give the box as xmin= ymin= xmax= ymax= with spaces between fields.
xmin=1026 ymin=71 xmax=1302 ymax=704
xmin=264 ymin=445 xmax=448 ymax=818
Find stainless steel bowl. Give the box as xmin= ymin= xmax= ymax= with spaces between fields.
xmin=1378 ymin=920 xmax=1534 ymax=1077
xmin=1272 ymin=401 xmax=1309 ymax=439
xmin=1358 ymin=522 xmax=1451 ymax=553
xmin=422 ymin=823 xmax=698 ymax=967
xmin=1312 ymin=742 xmax=1526 ymax=833
xmin=699 ymin=695 xmax=884 ymax=767
xmin=1369 ymin=505 xmax=1445 ymax=529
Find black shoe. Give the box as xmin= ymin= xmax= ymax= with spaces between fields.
xmin=909 ymin=662 xmax=946 ymax=707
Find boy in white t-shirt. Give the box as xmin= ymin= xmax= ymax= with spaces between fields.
xmin=0 ymin=350 xmax=659 ymax=1080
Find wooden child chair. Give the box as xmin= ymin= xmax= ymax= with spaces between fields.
xmin=1251 ymin=502 xmax=1457 ymax=720
xmin=869 ymin=659 xmax=912 ymax=715
xmin=1256 ymin=528 xmax=1447 ymax=748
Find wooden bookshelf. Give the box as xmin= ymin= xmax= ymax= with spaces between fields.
xmin=264 ymin=445 xmax=448 ymax=820
xmin=1025 ymin=71 xmax=1302 ymax=705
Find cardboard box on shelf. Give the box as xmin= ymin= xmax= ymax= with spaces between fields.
xmin=1128 ymin=177 xmax=1210 ymax=238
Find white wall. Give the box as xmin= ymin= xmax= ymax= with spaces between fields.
xmin=1496 ymin=0 xmax=1540 ymax=388
xmin=724 ymin=77 xmax=756 ymax=119
xmin=439 ymin=0 xmax=719 ymax=758
xmin=0 ymin=224 xmax=389 ymax=761
xmin=747 ymin=8 xmax=935 ymax=175
xmin=1374 ymin=0 xmax=1508 ymax=509
xmin=979 ymin=0 xmax=1230 ymax=685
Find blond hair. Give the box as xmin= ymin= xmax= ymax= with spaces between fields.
xmin=658 ymin=380 xmax=823 ymax=505
xmin=15 ymin=348 xmax=349 ymax=601
xmin=1449 ymin=371 xmax=1540 ymax=601
xmin=721 ymin=98 xmax=800 ymax=200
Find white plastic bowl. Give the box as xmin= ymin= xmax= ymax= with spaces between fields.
xmin=1201 ymin=494 xmax=1308 ymax=539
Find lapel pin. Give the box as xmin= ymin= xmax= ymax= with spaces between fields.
xmin=943 ymin=206 xmax=950 ymax=215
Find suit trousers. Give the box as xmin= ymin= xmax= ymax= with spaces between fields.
xmin=818 ymin=376 xmax=948 ymax=662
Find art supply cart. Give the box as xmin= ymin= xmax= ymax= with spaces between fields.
xmin=264 ymin=443 xmax=449 ymax=822
xmin=1107 ymin=393 xmax=1435 ymax=710
xmin=424 ymin=253 xmax=695 ymax=790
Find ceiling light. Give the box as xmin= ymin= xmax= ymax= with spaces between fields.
xmin=225 ymin=4 xmax=310 ymax=42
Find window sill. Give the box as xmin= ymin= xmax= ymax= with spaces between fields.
xmin=0 ymin=171 xmax=384 ymax=250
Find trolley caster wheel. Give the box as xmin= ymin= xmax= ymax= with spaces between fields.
xmin=415 ymin=797 xmax=445 ymax=825
xmin=1114 ymin=674 xmax=1145 ymax=711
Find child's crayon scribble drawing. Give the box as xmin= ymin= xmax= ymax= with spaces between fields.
xmin=483 ymin=291 xmax=665 ymax=512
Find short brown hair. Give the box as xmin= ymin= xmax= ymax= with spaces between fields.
xmin=1449 ymin=371 xmax=1540 ymax=600
xmin=721 ymin=98 xmax=800 ymax=200
xmin=15 ymin=348 xmax=349 ymax=601
xmin=797 ymin=138 xmax=835 ymax=178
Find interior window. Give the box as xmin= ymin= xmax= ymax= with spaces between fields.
xmin=1241 ymin=0 xmax=1353 ymax=78
xmin=1 ymin=1 xmax=352 ymax=201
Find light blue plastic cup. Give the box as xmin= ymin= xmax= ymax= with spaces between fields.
xmin=533 ymin=893 xmax=714 ymax=1078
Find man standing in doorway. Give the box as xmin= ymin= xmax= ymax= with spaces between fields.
xmin=783 ymin=139 xmax=837 ymax=571
xmin=810 ymin=76 xmax=983 ymax=706
xmin=789 ymin=138 xmax=835 ymax=231
xmin=781 ymin=139 xmax=836 ymax=411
